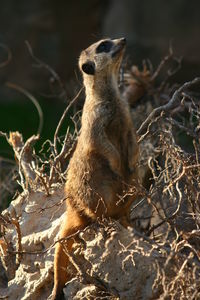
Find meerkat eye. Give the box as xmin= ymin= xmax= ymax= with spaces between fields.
xmin=96 ymin=40 xmax=113 ymax=53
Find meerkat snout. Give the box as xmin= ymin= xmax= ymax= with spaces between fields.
xmin=111 ymin=37 xmax=126 ymax=58
xmin=120 ymin=37 xmax=126 ymax=44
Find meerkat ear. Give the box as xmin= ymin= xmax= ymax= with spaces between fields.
xmin=81 ymin=61 xmax=95 ymax=75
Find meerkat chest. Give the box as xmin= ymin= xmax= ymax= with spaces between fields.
xmin=107 ymin=102 xmax=131 ymax=134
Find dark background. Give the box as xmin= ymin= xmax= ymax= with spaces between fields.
xmin=0 ymin=0 xmax=200 ymax=157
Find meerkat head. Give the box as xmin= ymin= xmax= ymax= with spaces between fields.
xmin=79 ymin=38 xmax=126 ymax=78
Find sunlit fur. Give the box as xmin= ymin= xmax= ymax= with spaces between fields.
xmin=52 ymin=38 xmax=139 ymax=300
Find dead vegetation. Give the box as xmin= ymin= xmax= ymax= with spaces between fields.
xmin=0 ymin=45 xmax=200 ymax=299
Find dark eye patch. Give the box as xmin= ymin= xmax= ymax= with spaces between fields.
xmin=96 ymin=40 xmax=113 ymax=54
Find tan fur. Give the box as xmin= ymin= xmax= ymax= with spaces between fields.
xmin=52 ymin=38 xmax=139 ymax=300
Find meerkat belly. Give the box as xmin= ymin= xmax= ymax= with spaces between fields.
xmin=65 ymin=150 xmax=125 ymax=218
xmin=106 ymin=125 xmax=131 ymax=175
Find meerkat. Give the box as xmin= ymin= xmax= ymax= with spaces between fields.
xmin=52 ymin=37 xmax=139 ymax=300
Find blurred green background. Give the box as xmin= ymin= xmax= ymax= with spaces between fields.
xmin=0 ymin=97 xmax=69 ymax=158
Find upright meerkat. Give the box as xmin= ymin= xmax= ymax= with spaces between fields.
xmin=52 ymin=37 xmax=139 ymax=300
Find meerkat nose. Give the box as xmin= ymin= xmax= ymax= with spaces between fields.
xmin=120 ymin=37 xmax=126 ymax=45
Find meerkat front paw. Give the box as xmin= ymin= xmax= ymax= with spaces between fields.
xmin=109 ymin=151 xmax=121 ymax=176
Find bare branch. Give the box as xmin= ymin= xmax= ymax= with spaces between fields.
xmin=0 ymin=43 xmax=12 ymax=68
xmin=25 ymin=40 xmax=68 ymax=100
xmin=137 ymin=77 xmax=200 ymax=135
xmin=8 ymin=132 xmax=39 ymax=189
xmin=53 ymin=86 xmax=83 ymax=155
xmin=6 ymin=82 xmax=43 ymax=136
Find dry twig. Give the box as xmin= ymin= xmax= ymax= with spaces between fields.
xmin=137 ymin=77 xmax=200 ymax=135
xmin=0 ymin=43 xmax=12 ymax=68
xmin=6 ymin=82 xmax=43 ymax=136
